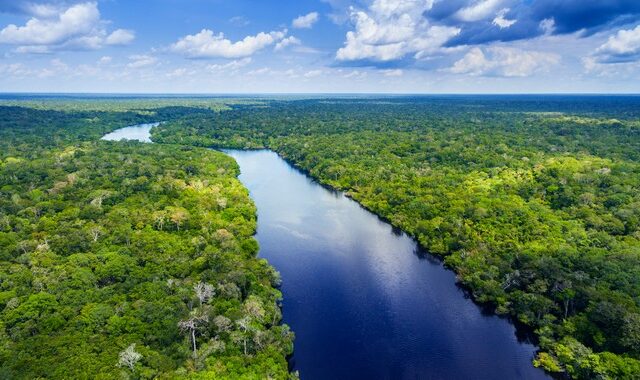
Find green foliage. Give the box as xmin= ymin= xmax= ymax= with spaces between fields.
xmin=0 ymin=96 xmax=262 ymax=113
xmin=0 ymin=106 xmax=291 ymax=379
xmin=4 ymin=95 xmax=640 ymax=379
xmin=152 ymin=96 xmax=640 ymax=379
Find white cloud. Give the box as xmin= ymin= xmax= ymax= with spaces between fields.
xmin=451 ymin=47 xmax=488 ymax=75
xmin=245 ymin=67 xmax=304 ymax=78
xmin=594 ymin=25 xmax=640 ymax=63
xmin=50 ymin=58 xmax=68 ymax=70
xmin=303 ymin=69 xmax=323 ymax=78
xmin=0 ymin=63 xmax=30 ymax=77
xmin=292 ymin=12 xmax=319 ymax=29
xmin=0 ymin=2 xmax=135 ymax=51
xmin=369 ymin=0 xmax=434 ymax=18
xmin=207 ymin=57 xmax=252 ymax=71
xmin=292 ymin=45 xmax=322 ymax=54
xmin=582 ymin=56 xmax=640 ymax=77
xmin=166 ymin=68 xmax=191 ymax=78
xmin=455 ymin=0 xmax=503 ymax=22
xmin=336 ymin=0 xmax=459 ymax=62
xmin=98 ymin=56 xmax=112 ymax=64
xmin=128 ymin=54 xmax=157 ymax=68
xmin=247 ymin=67 xmax=271 ymax=75
xmin=71 ymin=35 xmax=102 ymax=49
xmin=284 ymin=69 xmax=300 ymax=78
xmin=170 ymin=29 xmax=287 ymax=58
xmin=0 ymin=58 xmax=74 ymax=79
xmin=14 ymin=45 xmax=51 ymax=54
xmin=450 ymin=46 xmax=559 ymax=77
xmin=492 ymin=8 xmax=516 ymax=29
xmin=0 ymin=2 xmax=99 ymax=45
xmin=382 ymin=69 xmax=403 ymax=76
xmin=539 ymin=18 xmax=555 ymax=35
xmin=275 ymin=36 xmax=301 ymax=51
xmin=343 ymin=69 xmax=368 ymax=79
xmin=1 ymin=2 xmax=65 ymax=18
xmin=26 ymin=4 xmax=59 ymax=17
xmin=321 ymin=0 xmax=354 ymax=24
xmin=106 ymin=29 xmax=135 ymax=45
xmin=75 ymin=63 xmax=100 ymax=77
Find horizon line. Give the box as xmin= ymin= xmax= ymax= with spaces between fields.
xmin=1 ymin=92 xmax=639 ymax=97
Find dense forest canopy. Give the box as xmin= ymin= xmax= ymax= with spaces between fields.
xmin=2 ymin=94 xmax=640 ymax=379
xmin=152 ymin=95 xmax=640 ymax=380
xmin=0 ymin=105 xmax=294 ymax=379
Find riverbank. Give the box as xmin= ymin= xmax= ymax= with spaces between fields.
xmin=226 ymin=149 xmax=548 ymax=379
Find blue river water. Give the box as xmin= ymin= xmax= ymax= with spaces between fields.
xmin=101 ymin=123 xmax=549 ymax=379
xmin=225 ymin=149 xmax=550 ymax=380
xmin=101 ymin=122 xmax=159 ymax=143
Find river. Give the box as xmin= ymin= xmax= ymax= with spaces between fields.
xmin=225 ymin=149 xmax=549 ymax=380
xmin=101 ymin=122 xmax=159 ymax=142
xmin=103 ymin=124 xmax=548 ymax=379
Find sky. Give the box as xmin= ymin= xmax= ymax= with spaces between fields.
xmin=0 ymin=0 xmax=639 ymax=93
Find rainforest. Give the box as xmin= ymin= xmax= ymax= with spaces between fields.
xmin=1 ymin=95 xmax=640 ymax=380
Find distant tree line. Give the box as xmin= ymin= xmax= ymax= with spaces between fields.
xmin=0 ymin=106 xmax=294 ymax=379
xmin=153 ymin=97 xmax=640 ymax=379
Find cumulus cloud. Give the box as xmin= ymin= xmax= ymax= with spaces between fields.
xmin=275 ymin=36 xmax=301 ymax=51
xmin=165 ymin=68 xmax=193 ymax=79
xmin=593 ymin=24 xmax=640 ymax=63
xmin=247 ymin=67 xmax=271 ymax=76
xmin=0 ymin=62 xmax=32 ymax=77
xmin=336 ymin=0 xmax=460 ymax=62
xmin=582 ymin=55 xmax=640 ymax=77
xmin=292 ymin=12 xmax=319 ymax=29
xmin=106 ymin=29 xmax=135 ymax=45
xmin=450 ymin=46 xmax=559 ymax=77
xmin=342 ymin=69 xmax=367 ymax=79
xmin=170 ymin=29 xmax=287 ymax=58
xmin=0 ymin=2 xmax=135 ymax=51
xmin=455 ymin=0 xmax=504 ymax=22
xmin=423 ymin=0 xmax=640 ymax=48
xmin=323 ymin=0 xmax=358 ymax=25
xmin=381 ymin=68 xmax=403 ymax=76
xmin=303 ymin=69 xmax=323 ymax=78
xmin=492 ymin=8 xmax=516 ymax=29
xmin=530 ymin=0 xmax=640 ymax=35
xmin=539 ymin=18 xmax=555 ymax=35
xmin=207 ymin=57 xmax=252 ymax=71
xmin=13 ymin=45 xmax=52 ymax=54
xmin=0 ymin=2 xmax=99 ymax=45
xmin=0 ymin=57 xmax=74 ymax=79
xmin=0 ymin=1 xmax=65 ymax=17
xmin=127 ymin=54 xmax=157 ymax=68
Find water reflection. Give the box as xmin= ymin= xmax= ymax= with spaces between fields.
xmin=101 ymin=122 xmax=159 ymax=143
xmin=225 ymin=149 xmax=549 ymax=380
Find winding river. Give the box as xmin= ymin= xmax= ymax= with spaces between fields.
xmin=104 ymin=124 xmax=548 ymax=380
xmin=226 ymin=149 xmax=548 ymax=380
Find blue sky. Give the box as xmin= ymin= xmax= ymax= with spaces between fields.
xmin=0 ymin=0 xmax=639 ymax=93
